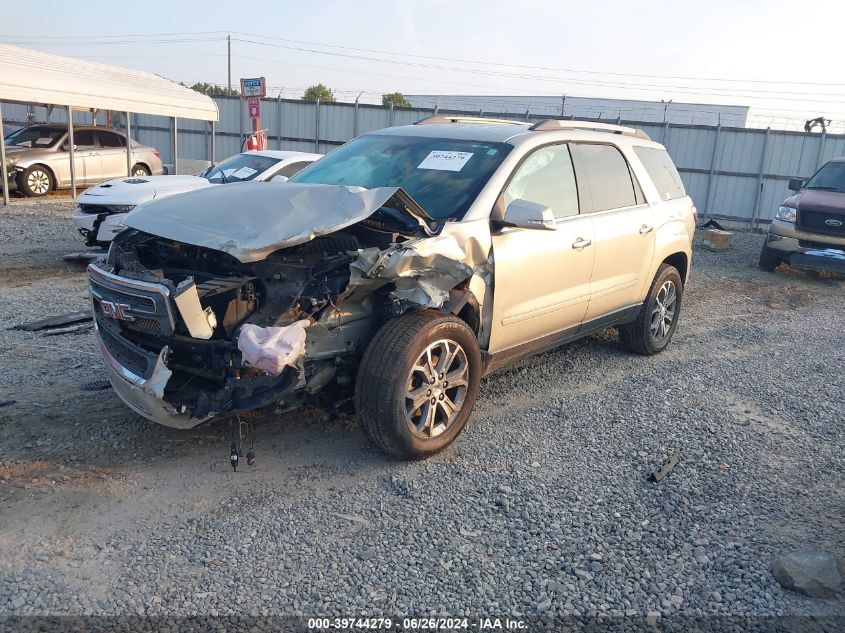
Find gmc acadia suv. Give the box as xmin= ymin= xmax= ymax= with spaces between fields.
xmin=88 ymin=116 xmax=695 ymax=460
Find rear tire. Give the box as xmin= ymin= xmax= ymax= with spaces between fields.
xmin=758 ymin=246 xmax=782 ymax=272
xmin=355 ymin=310 xmax=481 ymax=460
xmin=17 ymin=165 xmax=54 ymax=197
xmin=619 ymin=264 xmax=683 ymax=356
xmin=131 ymin=164 xmax=151 ymax=177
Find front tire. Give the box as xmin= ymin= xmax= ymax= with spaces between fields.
xmin=355 ymin=310 xmax=482 ymax=460
xmin=758 ymin=246 xmax=782 ymax=272
xmin=17 ymin=165 xmax=54 ymax=197
xmin=619 ymin=264 xmax=683 ymax=356
xmin=131 ymin=164 xmax=151 ymax=177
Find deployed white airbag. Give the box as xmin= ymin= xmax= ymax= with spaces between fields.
xmin=237 ymin=321 xmax=309 ymax=375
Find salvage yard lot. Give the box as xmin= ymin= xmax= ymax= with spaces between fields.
xmin=0 ymin=202 xmax=843 ymax=619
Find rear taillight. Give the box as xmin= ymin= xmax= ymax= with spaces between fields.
xmin=152 ymin=150 xmax=160 ymax=158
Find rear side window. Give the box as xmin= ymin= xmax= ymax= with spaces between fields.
xmin=503 ymin=144 xmax=579 ymax=219
xmin=73 ymin=130 xmax=97 ymax=149
xmin=97 ymin=131 xmax=126 ymax=148
xmin=634 ymin=146 xmax=686 ymax=201
xmin=274 ymin=160 xmax=312 ymax=179
xmin=571 ymin=144 xmax=638 ymax=212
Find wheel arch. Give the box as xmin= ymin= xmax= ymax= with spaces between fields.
xmin=19 ymin=162 xmax=56 ymax=181
xmin=662 ymin=251 xmax=689 ymax=285
xmin=132 ymin=162 xmax=152 ymax=175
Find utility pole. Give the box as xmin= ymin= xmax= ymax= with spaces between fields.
xmin=227 ymin=33 xmax=232 ymax=93
xmin=560 ymin=94 xmax=566 ymax=117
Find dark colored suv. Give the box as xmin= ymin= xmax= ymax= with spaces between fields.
xmin=760 ymin=158 xmax=845 ymax=273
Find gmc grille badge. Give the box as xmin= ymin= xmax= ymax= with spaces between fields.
xmin=100 ymin=300 xmax=135 ymax=321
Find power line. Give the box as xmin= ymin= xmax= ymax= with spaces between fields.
xmin=8 ymin=30 xmax=844 ymax=89
xmin=229 ymin=37 xmax=845 ymax=104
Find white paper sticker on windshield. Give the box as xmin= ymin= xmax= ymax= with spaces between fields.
xmin=231 ymin=166 xmax=258 ymax=179
xmin=417 ymin=151 xmax=474 ymax=172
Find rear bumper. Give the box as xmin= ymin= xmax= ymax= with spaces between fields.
xmin=765 ymin=222 xmax=845 ymax=273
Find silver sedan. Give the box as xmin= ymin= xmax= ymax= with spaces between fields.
xmin=3 ymin=124 xmax=164 ymax=197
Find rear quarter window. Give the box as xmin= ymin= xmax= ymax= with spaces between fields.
xmin=634 ymin=146 xmax=686 ymax=201
xmin=570 ymin=143 xmax=639 ymax=212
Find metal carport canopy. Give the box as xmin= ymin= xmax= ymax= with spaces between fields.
xmin=0 ymin=43 xmax=218 ymax=204
xmin=0 ymin=44 xmax=218 ymax=121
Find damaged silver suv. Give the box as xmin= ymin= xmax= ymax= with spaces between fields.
xmin=89 ymin=117 xmax=695 ymax=459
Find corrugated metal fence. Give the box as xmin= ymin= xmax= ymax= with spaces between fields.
xmin=6 ymin=96 xmax=845 ymax=227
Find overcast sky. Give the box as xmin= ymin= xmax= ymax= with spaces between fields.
xmin=3 ymin=0 xmax=844 ymax=126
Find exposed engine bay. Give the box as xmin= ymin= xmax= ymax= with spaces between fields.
xmin=88 ymin=185 xmax=487 ymax=428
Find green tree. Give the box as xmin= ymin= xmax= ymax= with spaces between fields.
xmin=188 ymin=82 xmax=239 ymax=97
xmin=382 ymin=92 xmax=411 ymax=108
xmin=301 ymin=84 xmax=335 ymax=103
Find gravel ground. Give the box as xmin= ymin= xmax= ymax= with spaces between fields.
xmin=0 ymin=203 xmax=843 ymax=627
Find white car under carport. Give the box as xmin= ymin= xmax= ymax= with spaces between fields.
xmin=72 ymin=150 xmax=322 ymax=247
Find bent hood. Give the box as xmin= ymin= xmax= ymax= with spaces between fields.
xmin=122 ymin=182 xmax=434 ymax=262
xmin=78 ymin=175 xmax=210 ymax=206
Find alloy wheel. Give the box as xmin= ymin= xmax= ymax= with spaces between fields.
xmin=405 ymin=339 xmax=469 ymax=439
xmin=650 ymin=280 xmax=677 ymax=340
xmin=27 ymin=170 xmax=50 ymax=195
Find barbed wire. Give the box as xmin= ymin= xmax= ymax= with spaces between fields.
xmin=85 ymin=79 xmax=845 ymax=134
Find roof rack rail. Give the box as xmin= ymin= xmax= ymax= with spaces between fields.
xmin=529 ymin=119 xmax=651 ymax=140
xmin=414 ymin=115 xmax=525 ymax=126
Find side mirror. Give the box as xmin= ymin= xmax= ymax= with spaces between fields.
xmin=62 ymin=143 xmax=78 ymax=152
xmin=788 ymin=177 xmax=803 ymax=192
xmin=270 ymin=175 xmax=289 ymax=183
xmin=503 ymin=199 xmax=557 ymax=230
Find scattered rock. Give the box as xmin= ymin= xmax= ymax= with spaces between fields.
xmin=771 ymin=551 xmax=843 ymax=597
xmin=358 ymin=548 xmax=377 ymax=561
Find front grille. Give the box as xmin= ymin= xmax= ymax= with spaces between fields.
xmin=90 ymin=278 xmax=156 ymax=311
xmin=98 ymin=324 xmax=152 ymax=378
xmin=127 ymin=316 xmax=162 ymax=337
xmin=88 ymin=264 xmax=175 ymax=340
xmin=797 ymin=209 xmax=845 ymax=238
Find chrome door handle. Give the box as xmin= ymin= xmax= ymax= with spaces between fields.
xmin=571 ymin=238 xmax=592 ymax=249
xmin=639 ymin=225 xmax=654 ymax=235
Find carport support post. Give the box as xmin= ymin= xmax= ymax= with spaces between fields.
xmin=171 ymin=117 xmax=178 ymax=175
xmin=0 ymin=101 xmax=8 ymax=205
xmin=210 ymin=121 xmax=216 ymax=164
xmin=67 ymin=105 xmax=77 ymax=199
xmin=125 ymin=111 xmax=132 ymax=177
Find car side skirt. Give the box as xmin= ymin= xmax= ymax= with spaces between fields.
xmin=481 ymin=303 xmax=641 ymax=376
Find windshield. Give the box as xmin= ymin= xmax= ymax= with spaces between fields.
xmin=805 ymin=161 xmax=845 ymax=193
xmin=4 ymin=127 xmax=64 ymax=148
xmin=203 ymin=154 xmax=280 ymax=183
xmin=290 ymin=134 xmax=511 ymax=220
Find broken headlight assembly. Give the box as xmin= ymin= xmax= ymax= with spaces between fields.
xmin=775 ymin=206 xmax=797 ymax=223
